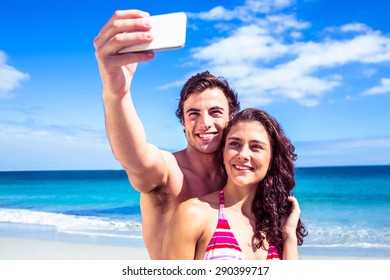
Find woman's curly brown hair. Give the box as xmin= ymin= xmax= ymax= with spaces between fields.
xmin=221 ymin=108 xmax=308 ymax=255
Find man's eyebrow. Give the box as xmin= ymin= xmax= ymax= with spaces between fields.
xmin=210 ymin=106 xmax=225 ymax=111
xmin=185 ymin=106 xmax=225 ymax=114
xmin=185 ymin=108 xmax=200 ymax=114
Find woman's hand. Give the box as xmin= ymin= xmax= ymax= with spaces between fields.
xmin=281 ymin=196 xmax=301 ymax=238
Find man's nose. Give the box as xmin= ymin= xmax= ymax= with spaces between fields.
xmin=199 ymin=114 xmax=212 ymax=129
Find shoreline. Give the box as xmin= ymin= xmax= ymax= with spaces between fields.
xmin=1 ymin=221 xmax=389 ymax=260
xmin=1 ymin=236 xmax=387 ymax=260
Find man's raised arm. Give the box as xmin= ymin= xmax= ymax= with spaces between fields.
xmin=94 ymin=10 xmax=170 ymax=192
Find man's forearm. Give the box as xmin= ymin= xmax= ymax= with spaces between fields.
xmin=103 ymin=91 xmax=149 ymax=171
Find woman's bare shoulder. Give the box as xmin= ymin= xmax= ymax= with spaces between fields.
xmin=175 ymin=190 xmax=220 ymax=217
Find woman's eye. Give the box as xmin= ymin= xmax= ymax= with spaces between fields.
xmin=228 ymin=141 xmax=239 ymax=147
xmin=251 ymin=145 xmax=264 ymax=151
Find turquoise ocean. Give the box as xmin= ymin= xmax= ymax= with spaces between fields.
xmin=1 ymin=165 xmax=389 ymax=258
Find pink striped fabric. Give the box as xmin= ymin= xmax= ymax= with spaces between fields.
xmin=204 ymin=189 xmax=281 ymax=260
xmin=266 ymin=245 xmax=281 ymax=260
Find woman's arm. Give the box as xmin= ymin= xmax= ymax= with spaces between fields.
xmin=281 ymin=196 xmax=301 ymax=260
xmin=162 ymin=199 xmax=204 ymax=259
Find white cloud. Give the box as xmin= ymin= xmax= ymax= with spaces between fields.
xmin=363 ymin=68 xmax=377 ymax=78
xmin=187 ymin=1 xmax=390 ymax=107
xmin=187 ymin=0 xmax=295 ymax=22
xmin=189 ymin=6 xmax=236 ymax=21
xmin=340 ymin=23 xmax=372 ymax=33
xmin=264 ymin=14 xmax=310 ymax=34
xmin=0 ymin=122 xmax=117 ymax=171
xmin=245 ymin=0 xmax=294 ymax=13
xmin=295 ymin=137 xmax=390 ymax=166
xmin=0 ymin=118 xmax=108 ymax=145
xmin=297 ymin=137 xmax=390 ymax=153
xmin=361 ymin=78 xmax=390 ymax=96
xmin=0 ymin=51 xmax=29 ymax=98
xmin=290 ymin=33 xmax=390 ymax=70
xmin=325 ymin=23 xmax=372 ymax=34
xmin=192 ymin=24 xmax=290 ymax=64
xmin=157 ymin=79 xmax=187 ymax=90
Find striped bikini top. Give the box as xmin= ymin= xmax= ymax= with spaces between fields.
xmin=204 ymin=189 xmax=281 ymax=260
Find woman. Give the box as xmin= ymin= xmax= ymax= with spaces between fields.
xmin=162 ymin=108 xmax=307 ymax=260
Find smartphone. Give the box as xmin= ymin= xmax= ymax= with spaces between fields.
xmin=118 ymin=12 xmax=187 ymax=53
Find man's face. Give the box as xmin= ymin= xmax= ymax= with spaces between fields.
xmin=182 ymin=88 xmax=230 ymax=154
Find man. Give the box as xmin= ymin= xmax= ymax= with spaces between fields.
xmin=94 ymin=10 xmax=240 ymax=259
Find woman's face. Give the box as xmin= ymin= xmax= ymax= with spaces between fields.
xmin=223 ymin=121 xmax=272 ymax=188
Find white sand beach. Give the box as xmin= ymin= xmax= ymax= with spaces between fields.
xmin=1 ymin=236 xmax=388 ymax=280
xmin=1 ymin=236 xmax=387 ymax=260
xmin=0 ymin=236 xmax=149 ymax=260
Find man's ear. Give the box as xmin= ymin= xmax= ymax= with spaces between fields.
xmin=229 ymin=113 xmax=235 ymax=121
xmin=181 ymin=120 xmax=185 ymax=133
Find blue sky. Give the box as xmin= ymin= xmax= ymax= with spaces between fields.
xmin=1 ymin=0 xmax=389 ymax=171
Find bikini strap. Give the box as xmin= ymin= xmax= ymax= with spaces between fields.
xmin=219 ymin=189 xmax=226 ymax=218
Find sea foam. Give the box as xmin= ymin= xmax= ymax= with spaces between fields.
xmin=0 ymin=208 xmax=143 ymax=239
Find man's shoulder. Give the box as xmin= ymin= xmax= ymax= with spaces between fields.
xmin=159 ymin=149 xmax=184 ymax=180
xmin=160 ymin=149 xmax=183 ymax=170
xmin=171 ymin=149 xmax=187 ymax=164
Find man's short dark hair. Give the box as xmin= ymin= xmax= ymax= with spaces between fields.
xmin=175 ymin=71 xmax=240 ymax=122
